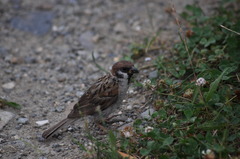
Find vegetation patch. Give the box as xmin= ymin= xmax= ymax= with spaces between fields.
xmin=80 ymin=1 xmax=240 ymax=158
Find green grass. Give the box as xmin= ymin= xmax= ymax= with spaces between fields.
xmin=78 ymin=1 xmax=240 ymax=158
xmin=0 ymin=98 xmax=21 ymax=109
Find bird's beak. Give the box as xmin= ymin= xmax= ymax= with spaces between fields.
xmin=130 ymin=67 xmax=139 ymax=74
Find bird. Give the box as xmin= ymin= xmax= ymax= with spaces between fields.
xmin=42 ymin=60 xmax=139 ymax=139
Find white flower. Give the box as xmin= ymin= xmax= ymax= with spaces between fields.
xmin=123 ymin=131 xmax=133 ymax=138
xmin=143 ymin=79 xmax=151 ymax=87
xmin=202 ymin=149 xmax=213 ymax=155
xmin=84 ymin=142 xmax=94 ymax=150
xmin=202 ymin=149 xmax=215 ymax=159
xmin=121 ymin=126 xmax=134 ymax=138
xmin=144 ymin=126 xmax=154 ymax=133
xmin=196 ymin=77 xmax=206 ymax=86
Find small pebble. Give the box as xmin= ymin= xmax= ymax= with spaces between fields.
xmin=13 ymin=135 xmax=20 ymax=140
xmin=17 ymin=117 xmax=29 ymax=124
xmin=67 ymin=126 xmax=74 ymax=132
xmin=57 ymin=74 xmax=67 ymax=82
xmin=114 ymin=23 xmax=127 ymax=33
xmin=126 ymin=105 xmax=133 ymax=110
xmin=0 ymin=110 xmax=15 ymax=130
xmin=127 ymin=118 xmax=133 ymax=122
xmin=128 ymin=89 xmax=135 ymax=94
xmin=35 ymin=47 xmax=43 ymax=53
xmin=36 ymin=120 xmax=49 ymax=126
xmin=140 ymin=108 xmax=155 ymax=119
xmin=52 ymin=143 xmax=60 ymax=148
xmin=15 ymin=124 xmax=22 ymax=130
xmin=2 ymin=82 xmax=16 ymax=90
xmin=55 ymin=106 xmax=65 ymax=112
xmin=0 ymin=138 xmax=5 ymax=144
xmin=145 ymin=57 xmax=152 ymax=61
xmin=24 ymin=56 xmax=37 ymax=64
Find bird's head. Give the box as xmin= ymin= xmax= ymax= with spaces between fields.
xmin=111 ymin=61 xmax=139 ymax=80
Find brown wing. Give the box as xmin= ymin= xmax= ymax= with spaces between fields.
xmin=67 ymin=74 xmax=119 ymax=118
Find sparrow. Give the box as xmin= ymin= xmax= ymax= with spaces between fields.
xmin=42 ymin=60 xmax=139 ymax=139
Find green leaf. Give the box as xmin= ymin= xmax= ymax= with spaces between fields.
xmin=133 ymin=119 xmax=142 ymax=127
xmin=206 ymin=68 xmax=228 ymax=102
xmin=140 ymin=148 xmax=151 ymax=156
xmin=184 ymin=109 xmax=193 ymax=119
xmin=200 ymin=38 xmax=207 ymax=45
xmin=192 ymin=86 xmax=199 ymax=104
xmin=158 ymin=109 xmax=167 ymax=119
xmin=163 ymin=137 xmax=174 ymax=146
xmin=185 ymin=5 xmax=203 ymax=17
xmin=108 ymin=131 xmax=117 ymax=149
xmin=213 ymin=144 xmax=225 ymax=152
xmin=205 ymin=37 xmax=216 ymax=47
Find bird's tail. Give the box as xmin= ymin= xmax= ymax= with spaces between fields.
xmin=42 ymin=118 xmax=76 ymax=139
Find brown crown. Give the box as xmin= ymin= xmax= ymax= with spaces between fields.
xmin=111 ymin=61 xmax=134 ymax=75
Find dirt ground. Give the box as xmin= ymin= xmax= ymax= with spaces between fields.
xmin=0 ymin=0 xmax=218 ymax=158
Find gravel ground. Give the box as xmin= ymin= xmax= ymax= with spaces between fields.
xmin=0 ymin=0 xmax=217 ymax=158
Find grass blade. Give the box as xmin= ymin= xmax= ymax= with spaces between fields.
xmin=0 ymin=98 xmax=21 ymax=109
xmin=206 ymin=68 xmax=228 ymax=102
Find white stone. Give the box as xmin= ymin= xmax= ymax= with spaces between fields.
xmin=2 ymin=82 xmax=16 ymax=90
xmin=0 ymin=110 xmax=15 ymax=130
xmin=145 ymin=57 xmax=152 ymax=61
xmin=36 ymin=120 xmax=49 ymax=126
xmin=126 ymin=105 xmax=133 ymax=110
xmin=118 ymin=111 xmax=122 ymax=115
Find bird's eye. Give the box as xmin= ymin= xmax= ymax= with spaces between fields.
xmin=121 ymin=67 xmax=129 ymax=72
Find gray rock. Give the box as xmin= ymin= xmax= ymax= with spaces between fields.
xmin=24 ymin=56 xmax=37 ymax=64
xmin=114 ymin=23 xmax=127 ymax=33
xmin=52 ymin=143 xmax=62 ymax=152
xmin=0 ymin=110 xmax=15 ymax=130
xmin=2 ymin=82 xmax=16 ymax=90
xmin=17 ymin=117 xmax=29 ymax=124
xmin=140 ymin=108 xmax=155 ymax=119
xmin=12 ymin=140 xmax=26 ymax=149
xmin=79 ymin=31 xmax=94 ymax=49
xmin=57 ymin=74 xmax=67 ymax=82
xmin=126 ymin=105 xmax=133 ymax=110
xmin=0 ymin=138 xmax=5 ymax=144
xmin=15 ymin=124 xmax=22 ymax=130
xmin=65 ymin=85 xmax=74 ymax=92
xmin=148 ymin=70 xmax=158 ymax=79
xmin=55 ymin=106 xmax=65 ymax=112
xmin=0 ymin=47 xmax=8 ymax=57
xmin=4 ymin=69 xmax=12 ymax=74
xmin=52 ymin=143 xmax=60 ymax=148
